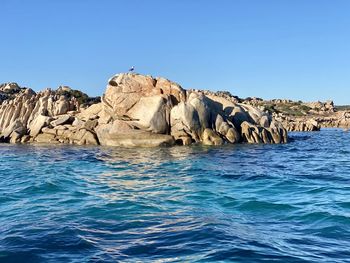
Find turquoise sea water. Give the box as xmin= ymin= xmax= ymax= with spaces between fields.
xmin=0 ymin=129 xmax=350 ymax=262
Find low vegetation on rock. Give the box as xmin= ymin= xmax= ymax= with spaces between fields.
xmin=245 ymin=98 xmax=350 ymax=131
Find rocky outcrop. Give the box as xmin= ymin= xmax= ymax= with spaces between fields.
xmin=314 ymin=111 xmax=350 ymax=129
xmin=95 ymin=74 xmax=287 ymax=146
xmin=186 ymin=90 xmax=345 ymax=133
xmin=266 ymin=100 xmax=350 ymax=132
xmin=0 ymin=87 xmax=84 ymax=143
xmin=283 ymin=119 xmax=320 ymax=132
xmin=167 ymin=91 xmax=286 ymax=145
xmin=273 ymin=113 xmax=321 ymax=132
xmin=0 ymin=73 xmax=288 ymax=146
xmin=0 ymin=82 xmax=22 ymax=102
xmin=303 ymin=100 xmax=335 ymax=113
xmin=242 ymin=96 xmax=345 ymax=132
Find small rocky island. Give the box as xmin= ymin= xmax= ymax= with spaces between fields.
xmin=243 ymin=97 xmax=350 ymax=131
xmin=0 ymin=73 xmax=290 ymax=147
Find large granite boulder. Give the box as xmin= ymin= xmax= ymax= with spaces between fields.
xmin=103 ymin=73 xmax=186 ymax=116
xmin=29 ymin=115 xmax=53 ymax=137
xmin=95 ymin=120 xmax=175 ymax=147
xmin=170 ymin=101 xmax=202 ymax=144
xmin=169 ymin=88 xmax=286 ymax=145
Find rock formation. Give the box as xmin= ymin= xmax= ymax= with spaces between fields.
xmin=243 ymin=97 xmax=350 ymax=132
xmin=0 ymin=73 xmax=288 ymax=146
xmin=273 ymin=113 xmax=321 ymax=132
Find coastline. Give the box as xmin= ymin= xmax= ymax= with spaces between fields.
xmin=0 ymin=73 xmax=287 ymax=147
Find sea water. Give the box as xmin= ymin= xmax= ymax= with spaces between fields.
xmin=0 ymin=129 xmax=349 ymax=262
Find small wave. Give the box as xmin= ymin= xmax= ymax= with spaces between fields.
xmin=20 ymin=181 xmax=62 ymax=194
xmin=237 ymin=200 xmax=297 ymax=212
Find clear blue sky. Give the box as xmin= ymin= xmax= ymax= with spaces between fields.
xmin=1 ymin=0 xmax=350 ymax=104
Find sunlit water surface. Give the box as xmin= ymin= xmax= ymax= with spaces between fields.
xmin=1 ymin=129 xmax=350 ymax=262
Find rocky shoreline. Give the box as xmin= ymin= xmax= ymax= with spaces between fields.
xmin=0 ymin=73 xmax=288 ymax=147
xmin=243 ymin=97 xmax=350 ymax=132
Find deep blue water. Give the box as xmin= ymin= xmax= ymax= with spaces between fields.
xmin=1 ymin=129 xmax=350 ymax=262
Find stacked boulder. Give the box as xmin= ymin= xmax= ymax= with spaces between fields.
xmin=94 ymin=73 xmax=287 ymax=146
xmin=0 ymin=73 xmax=288 ymax=146
xmin=0 ymin=87 xmax=95 ymax=144
xmin=273 ymin=113 xmax=320 ymax=132
xmin=304 ymin=100 xmax=335 ymax=113
xmin=283 ymin=119 xmax=320 ymax=132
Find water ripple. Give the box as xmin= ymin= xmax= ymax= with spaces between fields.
xmin=0 ymin=129 xmax=350 ymax=262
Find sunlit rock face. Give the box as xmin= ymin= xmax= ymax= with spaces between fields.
xmin=97 ymin=73 xmax=287 ymax=146
xmin=0 ymin=87 xmax=81 ymax=143
xmin=0 ymin=73 xmax=287 ymax=146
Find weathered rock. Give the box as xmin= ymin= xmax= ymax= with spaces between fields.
xmin=51 ymin=115 xmax=73 ymax=127
xmin=202 ymin=128 xmax=223 ymax=145
xmin=215 ymin=114 xmax=240 ymax=143
xmin=170 ymin=101 xmax=201 ymax=144
xmin=10 ymin=131 xmax=23 ymax=143
xmin=246 ymin=97 xmax=342 ymax=131
xmin=35 ymin=133 xmax=59 ymax=143
xmin=188 ymin=93 xmax=210 ymax=129
xmin=77 ymin=130 xmax=99 ymax=145
xmin=155 ymin=77 xmax=186 ymax=103
xmin=29 ymin=115 xmax=52 ymax=137
xmin=103 ymin=73 xmax=185 ymax=117
xmin=76 ymin=103 xmax=103 ymax=121
xmin=102 ymin=74 xmax=186 ymax=137
xmin=95 ymin=120 xmax=174 ymax=147
xmin=42 ymin=127 xmax=57 ymax=135
xmin=0 ymin=73 xmax=288 ymax=146
xmin=96 ymin=127 xmax=173 ymax=147
xmin=128 ymin=96 xmax=171 ymax=133
xmin=53 ymin=125 xmax=68 ymax=130
xmin=260 ymin=115 xmax=270 ymax=128
xmin=65 ymin=124 xmax=76 ymax=131
xmin=241 ymin=121 xmax=262 ymax=143
xmin=21 ymin=135 xmax=31 ymax=143
xmin=241 ymin=121 xmax=286 ymax=144
xmin=0 ymin=82 xmax=21 ymax=93
xmin=72 ymin=118 xmax=85 ymax=127
xmin=54 ymin=95 xmax=71 ymax=115
xmin=269 ymin=120 xmax=288 ymax=143
xmin=193 ymin=92 xmax=285 ymax=144
xmin=84 ymin=119 xmax=99 ymax=130
xmin=1 ymin=119 xmax=26 ymax=140
xmin=279 ymin=118 xmax=320 ymax=132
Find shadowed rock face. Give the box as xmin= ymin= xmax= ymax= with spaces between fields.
xmin=0 ymin=73 xmax=288 ymax=146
